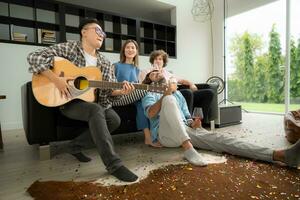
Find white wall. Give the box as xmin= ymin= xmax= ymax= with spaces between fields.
xmin=0 ymin=0 xmax=214 ymax=130
xmin=211 ymin=0 xmax=225 ymax=102
xmin=211 ymin=0 xmax=225 ymax=78
xmin=158 ymin=0 xmax=212 ymax=82
xmin=0 ymin=43 xmax=32 ymax=130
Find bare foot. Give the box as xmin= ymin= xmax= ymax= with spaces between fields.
xmin=143 ymin=128 xmax=163 ymax=147
xmin=145 ymin=140 xmax=163 ymax=148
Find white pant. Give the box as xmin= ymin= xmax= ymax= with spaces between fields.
xmin=157 ymin=96 xmax=274 ymax=163
xmin=158 ymin=95 xmax=190 ymax=147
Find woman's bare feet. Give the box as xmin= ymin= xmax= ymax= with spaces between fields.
xmin=145 ymin=139 xmax=163 ymax=147
xmin=144 ymin=128 xmax=163 ymax=147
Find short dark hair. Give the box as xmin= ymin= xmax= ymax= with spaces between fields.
xmin=78 ymin=18 xmax=100 ymax=39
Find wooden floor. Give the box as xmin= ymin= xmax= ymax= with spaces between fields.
xmin=0 ymin=112 xmax=291 ymax=200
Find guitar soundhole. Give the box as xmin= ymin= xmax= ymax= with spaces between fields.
xmin=74 ymin=76 xmax=89 ymax=90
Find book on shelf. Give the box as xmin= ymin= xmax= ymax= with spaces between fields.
xmin=12 ymin=32 xmax=28 ymax=42
xmin=11 ymin=25 xmax=28 ymax=42
xmin=105 ymin=38 xmax=114 ymax=51
xmin=38 ymin=29 xmax=56 ymax=44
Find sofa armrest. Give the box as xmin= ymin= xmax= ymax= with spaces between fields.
xmin=21 ymin=82 xmax=58 ymax=145
xmin=177 ymin=83 xmax=218 ymax=123
xmin=200 ymin=83 xmax=218 ymax=122
xmin=178 ymin=83 xmax=216 ymax=90
xmin=195 ymin=83 xmax=217 ymax=90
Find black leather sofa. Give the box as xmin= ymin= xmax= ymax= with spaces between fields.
xmin=21 ymin=82 xmax=218 ymax=146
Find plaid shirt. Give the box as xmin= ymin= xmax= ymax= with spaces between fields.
xmin=27 ymin=40 xmax=122 ymax=108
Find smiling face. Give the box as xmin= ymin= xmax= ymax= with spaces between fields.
xmin=120 ymin=40 xmax=139 ymax=66
xmin=81 ymin=23 xmax=105 ymax=49
xmin=124 ymin=42 xmax=137 ymax=60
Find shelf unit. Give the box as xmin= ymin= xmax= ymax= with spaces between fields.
xmin=0 ymin=0 xmax=176 ymax=57
xmin=140 ymin=21 xmax=176 ymax=57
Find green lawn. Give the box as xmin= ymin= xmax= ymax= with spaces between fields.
xmin=234 ymin=102 xmax=300 ymax=113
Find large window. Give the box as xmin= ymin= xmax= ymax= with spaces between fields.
xmin=289 ymin=0 xmax=300 ymax=111
xmin=225 ymin=0 xmax=299 ymax=113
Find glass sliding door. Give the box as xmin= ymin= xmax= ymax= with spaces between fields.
xmin=225 ymin=0 xmax=286 ymax=113
xmin=289 ymin=0 xmax=300 ymax=111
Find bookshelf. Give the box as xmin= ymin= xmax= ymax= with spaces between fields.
xmin=0 ymin=0 xmax=176 ymax=57
xmin=140 ymin=21 xmax=176 ymax=57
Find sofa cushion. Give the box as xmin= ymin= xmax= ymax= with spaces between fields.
xmin=112 ymin=104 xmax=138 ymax=134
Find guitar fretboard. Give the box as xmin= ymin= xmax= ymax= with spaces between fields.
xmin=88 ymin=80 xmax=165 ymax=93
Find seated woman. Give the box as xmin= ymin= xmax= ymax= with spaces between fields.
xmin=139 ymin=50 xmax=214 ymax=121
xmin=113 ymin=39 xmax=162 ymax=147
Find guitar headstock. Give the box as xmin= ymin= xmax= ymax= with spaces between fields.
xmin=147 ymin=83 xmax=167 ymax=94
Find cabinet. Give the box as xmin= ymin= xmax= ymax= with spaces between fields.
xmin=0 ymin=0 xmax=176 ymax=57
xmin=139 ymin=21 xmax=176 ymax=57
xmin=0 ymin=0 xmax=60 ymax=45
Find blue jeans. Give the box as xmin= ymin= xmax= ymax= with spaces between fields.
xmin=135 ymin=100 xmax=149 ymax=130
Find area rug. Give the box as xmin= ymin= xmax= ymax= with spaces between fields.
xmin=27 ymin=156 xmax=300 ymax=200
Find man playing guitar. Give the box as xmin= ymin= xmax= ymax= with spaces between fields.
xmin=27 ymin=18 xmax=138 ymax=182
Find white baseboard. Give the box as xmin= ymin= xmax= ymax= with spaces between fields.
xmin=1 ymin=122 xmax=23 ymax=130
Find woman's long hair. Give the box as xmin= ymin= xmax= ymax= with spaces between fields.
xmin=120 ymin=39 xmax=139 ymax=67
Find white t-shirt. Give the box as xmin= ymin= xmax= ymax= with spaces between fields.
xmin=84 ymin=51 xmax=97 ymax=66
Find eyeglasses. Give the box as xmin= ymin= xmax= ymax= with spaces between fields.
xmin=84 ymin=26 xmax=106 ymax=38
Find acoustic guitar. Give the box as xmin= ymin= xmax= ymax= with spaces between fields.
xmin=32 ymin=57 xmax=166 ymax=107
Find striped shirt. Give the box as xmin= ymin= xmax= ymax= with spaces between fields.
xmin=27 ymin=40 xmax=122 ymax=108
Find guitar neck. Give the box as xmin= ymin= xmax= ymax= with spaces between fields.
xmin=89 ymin=81 xmax=148 ymax=90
